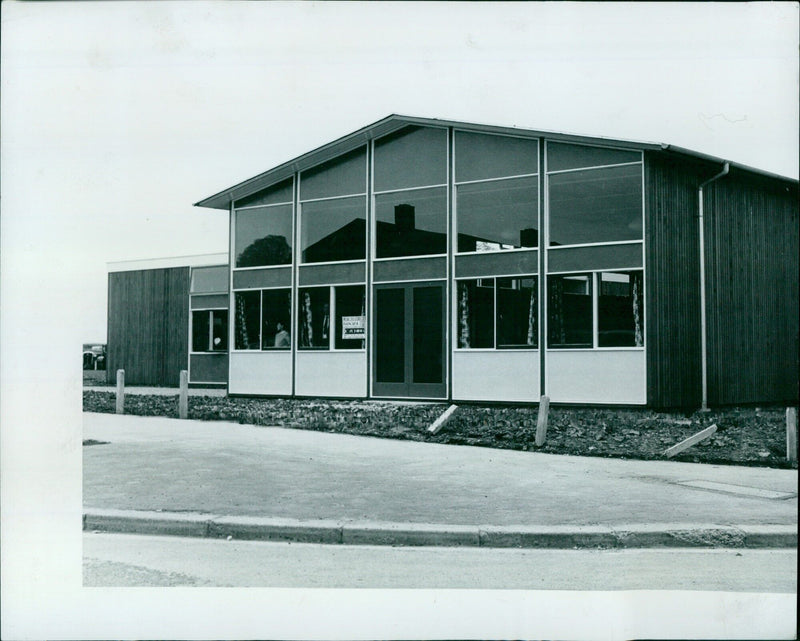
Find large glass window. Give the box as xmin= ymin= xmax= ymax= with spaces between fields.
xmin=234 ymin=291 xmax=261 ymax=350
xmin=300 ymin=147 xmax=366 ymax=201
xmin=192 ymin=310 xmax=228 ymax=352
xmin=598 ymin=271 xmax=644 ymax=347
xmin=375 ymin=187 xmax=447 ymax=258
xmin=456 ymin=279 xmax=495 ymax=348
xmin=233 ymin=289 xmax=291 ymax=350
xmin=300 ymin=196 xmax=366 ymax=263
xmin=547 ymin=142 xmax=640 ymax=173
xmin=456 ymin=176 xmax=538 ymax=252
xmin=497 ymin=277 xmax=537 ymax=348
xmin=455 ymin=131 xmax=538 ymax=183
xmin=547 ymin=274 xmax=593 ymax=348
xmin=190 ymin=266 xmax=228 ymax=293
xmin=335 ymin=285 xmax=366 ymax=350
xmin=548 ymin=164 xmax=642 ymax=246
xmin=373 ymin=126 xmax=447 ymax=192
xmin=235 ymin=204 xmax=293 ymax=267
xmin=298 ymin=287 xmax=331 ymax=350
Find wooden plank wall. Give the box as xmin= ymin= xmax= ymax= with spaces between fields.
xmin=106 ymin=267 xmax=190 ymax=386
xmin=644 ymin=153 xmax=704 ymax=408
xmin=704 ymin=172 xmax=799 ymax=405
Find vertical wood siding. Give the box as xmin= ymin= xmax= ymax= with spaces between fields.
xmin=107 ymin=267 xmax=190 ymax=386
xmin=644 ymin=153 xmax=703 ymax=408
xmin=704 ymin=173 xmax=799 ymax=405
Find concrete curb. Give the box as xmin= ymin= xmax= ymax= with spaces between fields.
xmin=83 ymin=509 xmax=798 ymax=549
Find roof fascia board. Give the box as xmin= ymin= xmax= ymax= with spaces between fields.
xmin=658 ymin=144 xmax=798 ymax=184
xmin=108 ymin=253 xmax=229 ymax=273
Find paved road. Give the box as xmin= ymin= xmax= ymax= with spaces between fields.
xmin=83 ymin=532 xmax=797 ymax=590
xmin=84 ymin=413 xmax=798 ymax=527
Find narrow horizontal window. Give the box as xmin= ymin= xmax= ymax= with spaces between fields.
xmin=548 ymin=164 xmax=642 ymax=246
xmin=598 ymin=271 xmax=644 ymax=347
xmin=300 ymin=196 xmax=366 ymax=263
xmin=375 ymin=187 xmax=447 ymax=258
xmin=298 ymin=287 xmax=331 ymax=350
xmin=546 ymin=142 xmax=640 ymax=173
xmin=497 ymin=277 xmax=538 ymax=348
xmin=235 ymin=178 xmax=293 ymax=208
xmin=547 ymin=274 xmax=593 ymax=348
xmin=457 ymin=176 xmax=538 ymax=253
xmin=190 ymin=266 xmax=228 ymax=294
xmin=457 ymin=279 xmax=494 ymax=348
xmin=235 ymin=204 xmax=293 ymax=268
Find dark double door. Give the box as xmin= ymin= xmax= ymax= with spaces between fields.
xmin=373 ymin=282 xmax=446 ymax=398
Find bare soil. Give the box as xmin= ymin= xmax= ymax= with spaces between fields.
xmin=82 ymin=391 xmax=797 ymax=469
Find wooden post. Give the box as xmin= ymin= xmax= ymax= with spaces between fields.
xmin=179 ymin=370 xmax=189 ymax=420
xmin=535 ymin=396 xmax=550 ymax=447
xmin=428 ymin=404 xmax=457 ymax=434
xmin=115 ymin=369 xmax=125 ymax=414
xmin=664 ymin=424 xmax=717 ymax=458
xmin=787 ymin=407 xmax=797 ymax=464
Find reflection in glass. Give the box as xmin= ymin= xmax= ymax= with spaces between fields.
xmin=211 ymin=310 xmax=228 ymax=351
xmin=335 ymin=285 xmax=366 ymax=350
xmin=548 ymin=164 xmax=642 ymax=246
xmin=375 ymin=187 xmax=447 ymax=258
xmin=235 ymin=204 xmax=293 ymax=267
xmin=598 ymin=271 xmax=644 ymax=347
xmin=547 ymin=275 xmax=593 ymax=348
xmin=234 ymin=291 xmax=261 ymax=350
xmin=300 ymin=147 xmax=366 ymax=201
xmin=235 ymin=178 xmax=293 ymax=208
xmin=457 ymin=279 xmax=494 ymax=348
xmin=457 ymin=176 xmax=538 ymax=253
xmin=298 ymin=287 xmax=330 ymax=350
xmin=497 ymin=277 xmax=537 ymax=348
xmin=374 ymin=126 xmax=447 ymax=192
xmin=455 ymin=131 xmax=538 ymax=183
xmin=301 ymin=197 xmax=366 ymax=263
xmin=262 ymin=289 xmax=291 ymax=350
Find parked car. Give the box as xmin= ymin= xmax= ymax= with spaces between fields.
xmin=82 ymin=344 xmax=106 ymax=370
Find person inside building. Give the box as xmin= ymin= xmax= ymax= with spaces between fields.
xmin=274 ymin=321 xmax=290 ymax=348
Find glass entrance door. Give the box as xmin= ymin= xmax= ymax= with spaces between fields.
xmin=373 ymin=281 xmax=446 ymax=398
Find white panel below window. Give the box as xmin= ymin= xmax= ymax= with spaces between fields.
xmin=547 ymin=350 xmax=645 ymax=404
xmin=453 ymin=351 xmax=539 ymax=402
xmin=295 ymin=351 xmax=367 ymax=398
xmin=229 ymin=352 xmax=292 ymax=395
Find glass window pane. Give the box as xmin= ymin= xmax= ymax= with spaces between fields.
xmin=375 ymin=187 xmax=447 ymax=258
xmin=374 ymin=126 xmax=447 ymax=191
xmin=457 ymin=279 xmax=494 ymax=348
xmin=548 ymin=164 xmax=642 ymax=246
xmin=235 ymin=178 xmax=293 ymax=208
xmin=375 ymin=288 xmax=405 ymax=383
xmin=547 ymin=142 xmax=640 ymax=172
xmin=457 ymin=176 xmax=538 ymax=253
xmin=455 ymin=131 xmax=538 ymax=183
xmin=413 ymin=286 xmax=443 ymax=384
xmin=212 ymin=310 xmax=228 ymax=351
xmin=301 ymin=196 xmax=366 ymax=263
xmin=190 ymin=265 xmax=229 ymax=293
xmin=261 ymin=289 xmax=291 ymax=350
xmin=598 ymin=271 xmax=644 ymax=347
xmin=335 ymin=285 xmax=366 ymax=350
xmin=235 ymin=204 xmax=293 ymax=267
xmin=547 ymin=275 xmax=592 ymax=348
xmin=192 ymin=311 xmax=210 ymax=352
xmin=300 ymin=147 xmax=367 ymax=200
xmin=298 ymin=287 xmax=331 ymax=350
xmin=497 ymin=277 xmax=538 ymax=348
xmin=234 ymin=291 xmax=261 ymax=350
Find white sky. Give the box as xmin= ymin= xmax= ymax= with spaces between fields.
xmin=1 ymin=3 xmax=798 ymax=638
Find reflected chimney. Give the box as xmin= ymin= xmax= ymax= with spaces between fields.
xmin=520 ymin=227 xmax=538 ymax=247
xmin=395 ymin=204 xmax=415 ymax=231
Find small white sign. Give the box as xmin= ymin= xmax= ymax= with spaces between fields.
xmin=341 ymin=315 xmax=365 ymax=340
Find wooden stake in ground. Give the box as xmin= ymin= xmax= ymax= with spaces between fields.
xmin=428 ymin=404 xmax=457 ymax=434
xmin=115 ymin=369 xmax=125 ymax=414
xmin=535 ymin=396 xmax=550 ymax=447
xmin=787 ymin=407 xmax=797 ymax=463
xmin=179 ymin=370 xmax=189 ymax=420
xmin=664 ymin=424 xmax=717 ymax=458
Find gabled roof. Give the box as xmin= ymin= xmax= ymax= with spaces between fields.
xmin=195 ymin=114 xmax=796 ymax=210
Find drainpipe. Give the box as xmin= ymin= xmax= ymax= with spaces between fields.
xmin=697 ymin=162 xmax=729 ymax=410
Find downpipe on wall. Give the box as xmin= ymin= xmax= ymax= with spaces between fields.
xmin=698 ymin=162 xmax=729 ymax=410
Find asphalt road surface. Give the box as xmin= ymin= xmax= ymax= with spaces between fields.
xmin=83 ymin=532 xmax=797 ymax=590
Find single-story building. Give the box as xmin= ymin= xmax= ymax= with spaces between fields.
xmin=108 ymin=115 xmax=798 ymax=408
